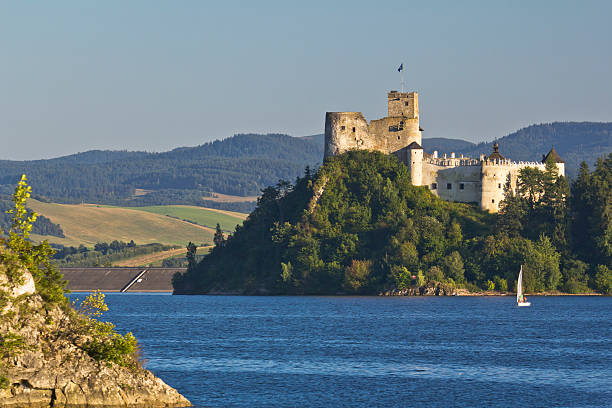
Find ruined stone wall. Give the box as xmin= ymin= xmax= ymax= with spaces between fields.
xmin=324 ymin=91 xmax=421 ymax=159
xmin=324 ymin=112 xmax=371 ymax=158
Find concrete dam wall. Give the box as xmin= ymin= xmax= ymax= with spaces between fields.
xmin=61 ymin=267 xmax=187 ymax=292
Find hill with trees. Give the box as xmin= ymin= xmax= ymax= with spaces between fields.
xmin=0 ymin=133 xmax=324 ymax=210
xmin=0 ymin=123 xmax=608 ymax=212
xmin=172 ymin=150 xmax=612 ymax=295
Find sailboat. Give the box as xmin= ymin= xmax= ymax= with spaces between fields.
xmin=517 ymin=265 xmax=531 ymax=307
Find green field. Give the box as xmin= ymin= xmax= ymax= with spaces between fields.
xmin=128 ymin=205 xmax=246 ymax=232
xmin=28 ymin=200 xmax=217 ymax=247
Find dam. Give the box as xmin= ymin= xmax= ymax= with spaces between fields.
xmin=61 ymin=267 xmax=186 ymax=292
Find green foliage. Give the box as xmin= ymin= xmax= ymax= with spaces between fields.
xmin=523 ymin=235 xmax=561 ymax=292
xmin=485 ymin=280 xmax=495 ymax=291
xmin=0 ymin=175 xmax=66 ymax=303
xmin=174 ymin=149 xmax=611 ymax=295
xmin=174 ymin=151 xmax=496 ymax=295
xmin=494 ymin=276 xmax=508 ymax=292
xmin=343 ymin=260 xmax=372 ymax=293
xmin=74 ymin=291 xmax=139 ymax=368
xmin=416 ymin=270 xmax=426 ymax=287
xmin=0 ymin=133 xmax=324 ymax=205
xmin=53 ymin=242 xmax=177 ymax=267
xmin=0 ymin=333 xmax=28 ymax=357
xmin=594 ymin=265 xmax=612 ymax=295
xmin=561 ymin=259 xmax=591 ymax=294
xmin=571 ymin=154 xmax=611 ymax=268
xmin=0 ymin=375 xmax=9 ymax=390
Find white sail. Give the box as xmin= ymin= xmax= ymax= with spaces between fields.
xmin=517 ymin=265 xmax=523 ymax=303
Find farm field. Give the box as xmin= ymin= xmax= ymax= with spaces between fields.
xmin=28 ymin=200 xmax=215 ymax=247
xmin=127 ymin=205 xmax=246 ymax=231
xmin=112 ymin=245 xmax=213 ymax=267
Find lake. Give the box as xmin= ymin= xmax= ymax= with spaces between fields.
xmin=70 ymin=294 xmax=612 ymax=407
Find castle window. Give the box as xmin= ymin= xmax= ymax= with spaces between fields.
xmin=341 ymin=126 xmax=345 ymax=131
xmin=498 ymin=183 xmax=502 ymax=189
xmin=431 ymin=183 xmax=437 ymax=190
xmin=398 ymin=136 xmax=401 ymax=140
xmin=352 ymin=127 xmax=356 ymax=132
xmin=405 ymin=102 xmax=409 ymax=106
xmin=447 ymin=183 xmax=452 ymax=190
xmin=492 ymin=199 xmax=495 ymax=203
xmin=459 ymin=183 xmax=465 ymax=190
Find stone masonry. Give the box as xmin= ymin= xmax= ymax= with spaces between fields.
xmin=324 ymin=91 xmax=565 ymax=212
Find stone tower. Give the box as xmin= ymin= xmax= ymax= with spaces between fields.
xmin=324 ymin=91 xmax=422 ymax=159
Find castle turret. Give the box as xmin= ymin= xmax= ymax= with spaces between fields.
xmin=542 ymin=147 xmax=565 ymax=177
xmin=407 ymin=141 xmax=423 ymax=186
xmin=324 ymin=112 xmax=370 ymax=158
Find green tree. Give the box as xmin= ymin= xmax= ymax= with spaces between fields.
xmin=443 ymin=251 xmax=465 ymax=283
xmin=0 ymin=175 xmax=66 ymax=303
xmin=343 ymin=260 xmax=372 ymax=293
xmin=594 ymin=265 xmax=612 ymax=295
xmin=523 ymin=234 xmax=561 ymax=292
xmin=497 ymin=176 xmax=526 ymax=237
xmin=213 ymin=223 xmax=225 ymax=248
xmin=186 ymin=241 xmax=197 ymax=271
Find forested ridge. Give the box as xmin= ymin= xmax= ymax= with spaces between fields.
xmin=0 ymin=123 xmax=609 ymax=211
xmin=0 ymin=134 xmax=323 ymax=210
xmin=173 ymin=150 xmax=611 ymax=296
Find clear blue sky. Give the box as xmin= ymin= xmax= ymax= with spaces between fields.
xmin=1 ymin=0 xmax=611 ymax=160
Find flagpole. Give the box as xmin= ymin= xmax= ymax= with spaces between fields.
xmin=401 ymin=68 xmax=404 ymax=93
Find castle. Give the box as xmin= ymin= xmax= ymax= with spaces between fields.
xmin=324 ymin=91 xmax=565 ymax=212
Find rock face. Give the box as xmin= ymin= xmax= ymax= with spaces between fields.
xmin=379 ymin=281 xmax=455 ymax=296
xmin=0 ymin=257 xmax=191 ymax=408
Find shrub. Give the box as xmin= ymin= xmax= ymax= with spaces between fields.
xmin=594 ymin=265 xmax=612 ymax=295
xmin=74 ymin=291 xmax=140 ymax=369
xmin=0 ymin=375 xmax=9 ymax=390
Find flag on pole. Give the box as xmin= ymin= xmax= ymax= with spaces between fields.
xmin=398 ymin=63 xmax=403 ymax=72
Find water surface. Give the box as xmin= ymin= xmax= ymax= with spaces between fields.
xmin=71 ymin=294 xmax=612 ymax=407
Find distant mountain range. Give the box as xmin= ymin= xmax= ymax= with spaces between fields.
xmin=0 ymin=122 xmax=609 ymax=210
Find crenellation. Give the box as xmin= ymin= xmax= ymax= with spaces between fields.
xmin=324 ymin=91 xmax=565 ymax=212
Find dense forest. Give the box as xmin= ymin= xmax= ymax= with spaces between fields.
xmin=173 ymin=150 xmax=611 ymax=296
xmin=0 ymin=133 xmax=324 ymax=210
xmin=0 ymin=123 xmax=609 ymax=212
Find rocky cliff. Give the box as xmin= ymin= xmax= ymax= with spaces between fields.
xmin=0 ymin=252 xmax=191 ymax=408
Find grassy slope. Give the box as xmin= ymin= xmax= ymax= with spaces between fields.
xmin=28 ymin=200 xmax=215 ymax=247
xmin=127 ymin=205 xmax=246 ymax=231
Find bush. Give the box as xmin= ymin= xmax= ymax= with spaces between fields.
xmin=74 ymin=291 xmax=140 ymax=369
xmin=0 ymin=375 xmax=9 ymax=390
xmin=594 ymin=265 xmax=612 ymax=295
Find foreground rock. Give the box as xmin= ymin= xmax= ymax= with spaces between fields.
xmin=0 ymin=256 xmax=190 ymax=408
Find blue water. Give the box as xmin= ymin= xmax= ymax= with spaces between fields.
xmin=70 ymin=294 xmax=612 ymax=407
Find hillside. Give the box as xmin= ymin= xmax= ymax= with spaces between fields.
xmin=0 ymin=133 xmax=324 ymax=208
xmin=174 ymin=150 xmax=611 ymax=296
xmin=173 ymin=150 xmax=496 ymax=295
xmin=27 ymin=200 xmax=217 ymax=247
